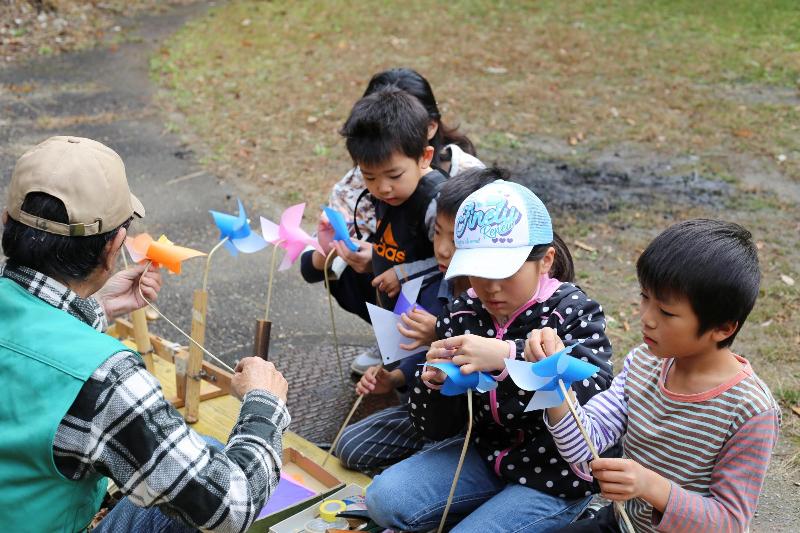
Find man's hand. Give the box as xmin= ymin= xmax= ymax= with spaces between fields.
xmin=372 ymin=268 xmax=400 ymax=298
xmin=231 ymin=357 xmax=288 ymax=402
xmin=590 ymin=458 xmax=671 ymax=512
xmin=397 ymin=307 xmax=437 ymax=350
xmin=333 ymin=239 xmax=372 ymax=273
xmin=523 ymin=327 xmax=565 ymax=362
xmin=427 ymin=334 xmax=509 ymax=375
xmin=94 ymin=263 xmax=162 ymax=321
xmin=356 ymin=366 xmax=403 ymax=396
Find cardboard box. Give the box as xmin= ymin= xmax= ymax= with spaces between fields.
xmin=269 ymin=483 xmax=366 ymax=533
xmin=247 ymin=448 xmax=344 ymax=533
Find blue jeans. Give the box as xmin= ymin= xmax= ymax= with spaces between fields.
xmin=366 ymin=437 xmax=591 ymax=532
xmin=94 ymin=436 xmax=224 ymax=533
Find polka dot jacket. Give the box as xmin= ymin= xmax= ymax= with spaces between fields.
xmin=408 ymin=282 xmax=614 ymax=500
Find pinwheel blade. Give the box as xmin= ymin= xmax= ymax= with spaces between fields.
xmin=505 ymin=358 xmax=555 ymax=391
xmin=260 ymin=216 xmax=281 ymax=244
xmin=525 ymin=389 xmax=565 ymax=411
xmin=233 ymin=232 xmax=268 ymax=254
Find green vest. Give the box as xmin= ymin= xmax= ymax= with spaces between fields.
xmin=0 ymin=278 xmax=129 ymax=532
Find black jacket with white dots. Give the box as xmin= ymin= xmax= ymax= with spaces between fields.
xmin=408 ymin=282 xmax=614 ymax=500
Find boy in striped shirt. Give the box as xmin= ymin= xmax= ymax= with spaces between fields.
xmin=531 ymin=219 xmax=779 ymax=532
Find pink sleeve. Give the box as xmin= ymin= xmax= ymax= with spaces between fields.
xmin=655 ymin=409 xmax=779 ymax=532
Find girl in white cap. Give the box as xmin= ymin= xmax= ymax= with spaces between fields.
xmin=365 ymin=176 xmax=614 ymax=532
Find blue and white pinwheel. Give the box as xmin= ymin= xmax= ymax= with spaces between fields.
xmin=505 ymin=344 xmax=599 ymax=411
xmin=424 ymin=361 xmax=498 ymax=396
xmin=210 ymin=199 xmax=268 ymax=256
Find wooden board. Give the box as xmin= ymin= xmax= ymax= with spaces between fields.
xmin=147 ymin=344 xmax=371 ymax=488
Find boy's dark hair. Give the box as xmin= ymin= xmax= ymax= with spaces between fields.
xmin=636 ymin=219 xmax=760 ymax=348
xmin=436 ymin=167 xmax=510 ymax=218
xmin=364 ymin=68 xmax=476 ymax=162
xmin=340 ymin=86 xmax=430 ymax=167
xmin=2 ymin=192 xmax=131 ymax=282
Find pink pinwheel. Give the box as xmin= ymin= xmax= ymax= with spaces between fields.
xmin=260 ymin=203 xmax=322 ymax=270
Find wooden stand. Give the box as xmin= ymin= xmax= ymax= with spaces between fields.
xmin=184 ymin=289 xmax=208 ymax=423
xmin=131 ymin=308 xmax=155 ymax=373
xmin=107 ymin=313 xmax=233 ymax=423
xmin=253 ymin=319 xmax=271 ymax=360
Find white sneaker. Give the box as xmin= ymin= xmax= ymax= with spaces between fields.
xmin=350 ymin=344 xmax=382 ymax=375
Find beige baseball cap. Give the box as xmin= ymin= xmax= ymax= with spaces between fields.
xmin=6 ymin=136 xmax=145 ymax=236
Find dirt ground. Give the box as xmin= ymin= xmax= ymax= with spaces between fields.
xmin=2 ymin=0 xmax=799 ymax=529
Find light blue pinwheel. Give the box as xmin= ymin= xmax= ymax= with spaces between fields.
xmin=210 ymin=199 xmax=268 ymax=256
xmin=323 ymin=207 xmax=359 ymax=252
xmin=425 ymin=361 xmax=498 ymax=396
xmin=505 ymin=344 xmax=600 ymax=411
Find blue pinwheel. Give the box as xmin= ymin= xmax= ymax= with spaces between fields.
xmin=505 ymin=344 xmax=599 ymax=411
xmin=210 ymin=199 xmax=268 ymax=256
xmin=424 ymin=361 xmax=498 ymax=396
xmin=323 ymin=207 xmax=359 ymax=252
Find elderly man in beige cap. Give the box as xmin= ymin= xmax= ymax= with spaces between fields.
xmin=0 ymin=136 xmax=289 ymax=533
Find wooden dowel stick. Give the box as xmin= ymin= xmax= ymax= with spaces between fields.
xmin=202 ymin=237 xmax=229 ymax=293
xmin=264 ymin=240 xmax=284 ymax=322
xmin=322 ymin=393 xmax=365 ymax=467
xmin=438 ymin=388 xmax=473 ymax=533
xmin=323 ymin=249 xmax=345 ymax=383
xmin=558 ymin=380 xmax=636 ymax=533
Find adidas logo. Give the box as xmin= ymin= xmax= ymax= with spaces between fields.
xmin=374 ymin=223 xmax=406 ymax=263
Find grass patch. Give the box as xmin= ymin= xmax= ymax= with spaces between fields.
xmin=152 ymin=0 xmax=800 ymax=206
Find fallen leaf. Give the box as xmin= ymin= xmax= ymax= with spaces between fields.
xmin=575 ymin=240 xmax=596 ymax=253
xmin=485 ymin=66 xmax=507 ymax=75
xmin=623 ymin=321 xmax=630 ymax=332
xmin=732 ymin=128 xmax=754 ymax=138
xmin=781 ymin=274 xmax=795 ymax=286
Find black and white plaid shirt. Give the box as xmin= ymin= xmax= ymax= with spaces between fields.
xmin=0 ymin=263 xmax=290 ymax=533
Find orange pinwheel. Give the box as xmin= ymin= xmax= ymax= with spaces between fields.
xmin=125 ymin=233 xmax=206 ymax=274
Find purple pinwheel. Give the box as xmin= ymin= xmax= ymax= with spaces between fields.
xmin=505 ymin=344 xmax=600 ymax=410
xmin=260 ymin=203 xmax=323 ymax=270
xmin=209 ymin=199 xmax=268 ymax=256
xmin=424 ymin=361 xmax=498 ymax=396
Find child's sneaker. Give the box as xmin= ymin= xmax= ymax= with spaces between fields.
xmin=350 ymin=344 xmax=382 ymax=375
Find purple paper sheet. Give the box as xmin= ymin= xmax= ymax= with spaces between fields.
xmin=257 ymin=473 xmax=317 ymax=519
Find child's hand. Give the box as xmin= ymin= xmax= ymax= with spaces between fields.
xmin=333 ymin=239 xmax=372 ymax=273
xmin=356 ymin=366 xmax=402 ymax=396
xmin=316 ymin=211 xmax=335 ymax=255
xmin=590 ymin=458 xmax=671 ymax=512
xmin=397 ymin=307 xmax=437 ymax=350
xmin=372 ymin=268 xmax=400 ymax=298
xmin=524 ymin=327 xmax=565 ymax=362
xmin=428 ymin=335 xmax=509 ymax=375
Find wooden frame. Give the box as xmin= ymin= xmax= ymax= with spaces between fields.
xmin=107 ymin=316 xmax=233 ymax=420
